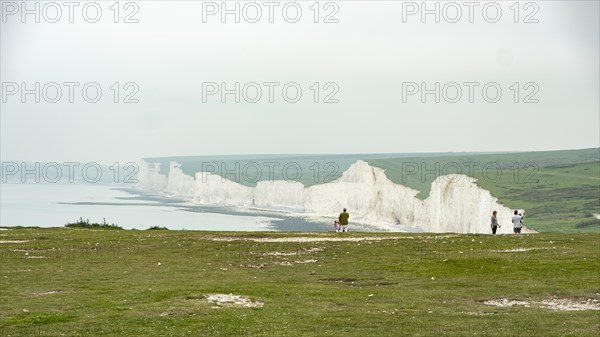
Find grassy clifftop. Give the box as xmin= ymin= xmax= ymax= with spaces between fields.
xmin=0 ymin=228 xmax=598 ymax=336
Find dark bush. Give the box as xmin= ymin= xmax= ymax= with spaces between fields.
xmin=147 ymin=226 xmax=169 ymax=230
xmin=65 ymin=217 xmax=122 ymax=230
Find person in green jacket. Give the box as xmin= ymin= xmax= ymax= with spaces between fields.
xmin=338 ymin=208 xmax=350 ymax=232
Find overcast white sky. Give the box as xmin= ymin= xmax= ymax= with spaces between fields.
xmin=1 ymin=1 xmax=599 ymax=163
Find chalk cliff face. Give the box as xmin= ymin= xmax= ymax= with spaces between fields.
xmin=137 ymin=160 xmax=516 ymax=234
xmin=302 ymin=161 xmax=426 ymax=228
xmin=423 ymin=174 xmax=514 ymax=234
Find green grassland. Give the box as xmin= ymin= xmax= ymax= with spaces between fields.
xmin=0 ymin=228 xmax=598 ymax=336
xmin=144 ymin=149 xmax=599 ymax=190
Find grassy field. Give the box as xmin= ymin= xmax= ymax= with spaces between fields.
xmin=1 ymin=228 xmax=598 ymax=336
xmin=367 ymin=148 xmax=600 ymax=199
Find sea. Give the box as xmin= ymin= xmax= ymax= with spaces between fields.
xmin=0 ymin=183 xmax=391 ymax=232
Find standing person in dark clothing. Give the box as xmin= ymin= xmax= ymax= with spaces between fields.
xmin=490 ymin=210 xmax=501 ymax=234
xmin=338 ymin=208 xmax=350 ymax=232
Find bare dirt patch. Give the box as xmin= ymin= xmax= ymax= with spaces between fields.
xmin=320 ymin=277 xmax=356 ymax=283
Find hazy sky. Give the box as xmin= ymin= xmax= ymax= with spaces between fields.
xmin=1 ymin=0 xmax=599 ymax=163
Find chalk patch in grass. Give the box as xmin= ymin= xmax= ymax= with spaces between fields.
xmin=498 ymin=247 xmax=551 ymax=253
xmin=295 ymin=259 xmax=318 ymax=264
xmin=262 ymin=251 xmax=299 ymax=256
xmin=206 ymin=236 xmax=412 ymax=243
xmin=33 ymin=290 xmax=62 ymax=296
xmin=0 ymin=240 xmax=29 ymax=243
xmin=483 ymin=299 xmax=531 ymax=307
xmin=262 ymin=247 xmax=323 ymax=257
xmin=499 ymin=248 xmax=532 ymax=253
xmin=204 ymin=293 xmax=264 ymax=308
xmin=244 ymin=263 xmax=265 ymax=269
xmin=273 ymin=259 xmax=318 ymax=266
xmin=274 ymin=261 xmax=293 ymax=266
xmin=251 ymin=237 xmax=402 ymax=243
xmin=483 ymin=298 xmax=600 ymax=311
xmin=539 ymin=298 xmax=600 ymax=311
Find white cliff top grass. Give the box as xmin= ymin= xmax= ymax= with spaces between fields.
xmin=0 ymin=227 xmax=598 ymax=336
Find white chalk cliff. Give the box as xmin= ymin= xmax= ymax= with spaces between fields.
xmin=137 ymin=160 xmax=517 ymax=234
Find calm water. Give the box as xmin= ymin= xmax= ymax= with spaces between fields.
xmin=0 ymin=183 xmax=366 ymax=232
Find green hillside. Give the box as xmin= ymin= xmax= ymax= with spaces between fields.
xmin=142 ymin=152 xmax=487 ymax=187
xmin=143 ymin=153 xmax=414 ymax=187
xmin=367 ymin=148 xmax=600 ymax=233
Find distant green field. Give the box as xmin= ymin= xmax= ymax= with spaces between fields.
xmin=0 ymin=228 xmax=598 ymax=336
xmin=143 ymin=153 xmax=419 ymax=186
xmin=144 ymin=148 xmax=600 ymax=233
xmin=367 ymin=148 xmax=600 ymax=233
